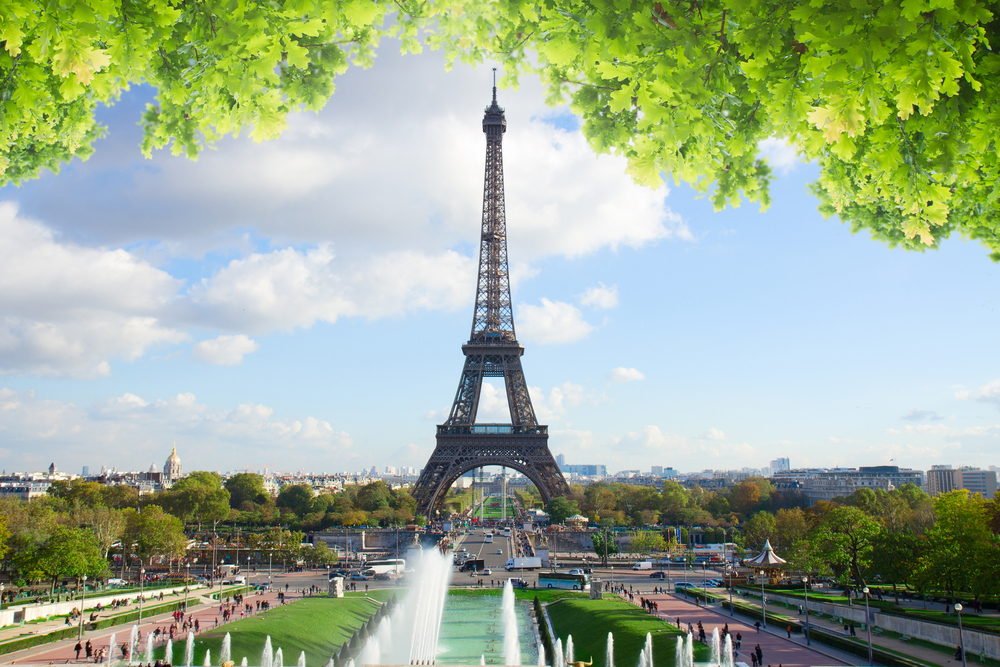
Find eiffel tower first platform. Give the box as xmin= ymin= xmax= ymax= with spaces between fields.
xmin=411 ymin=82 xmax=570 ymax=519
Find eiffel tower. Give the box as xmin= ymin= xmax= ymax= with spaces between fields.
xmin=411 ymin=81 xmax=570 ymax=519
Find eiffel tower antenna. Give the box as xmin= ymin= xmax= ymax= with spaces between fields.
xmin=411 ymin=83 xmax=570 ymax=519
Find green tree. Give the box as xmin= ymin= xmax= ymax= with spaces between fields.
xmin=161 ymin=471 xmax=231 ymax=530
xmin=13 ymin=0 xmax=1000 ymax=259
xmin=629 ymin=530 xmax=666 ymax=558
xmin=36 ymin=526 xmax=108 ymax=595
xmin=225 ymin=473 xmax=267 ymax=509
xmin=870 ymin=531 xmax=921 ymax=604
xmin=123 ymin=505 xmax=186 ymax=569
xmin=740 ymin=512 xmax=777 ymax=551
xmin=276 ymin=484 xmax=314 ymax=516
xmin=917 ymin=490 xmax=996 ymax=602
xmin=812 ymin=506 xmax=881 ymax=588
xmin=545 ymin=497 xmax=579 ymax=524
xmin=356 ymin=481 xmax=393 ymax=513
xmin=591 ymin=530 xmax=620 ymax=566
xmin=77 ymin=507 xmax=126 ymax=560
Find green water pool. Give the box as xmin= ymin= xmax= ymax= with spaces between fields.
xmin=435 ymin=595 xmax=539 ymax=665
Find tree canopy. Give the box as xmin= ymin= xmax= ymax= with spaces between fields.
xmin=4 ymin=0 xmax=1000 ymax=256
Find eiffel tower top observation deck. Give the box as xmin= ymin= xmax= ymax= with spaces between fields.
xmin=411 ymin=80 xmax=569 ymax=518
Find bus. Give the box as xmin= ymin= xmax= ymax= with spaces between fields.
xmin=485 ymin=533 xmax=494 ymax=543
xmin=539 ymin=571 xmax=590 ymax=591
xmin=503 ymin=528 xmax=511 ymax=538
xmin=362 ymin=558 xmax=405 ymax=575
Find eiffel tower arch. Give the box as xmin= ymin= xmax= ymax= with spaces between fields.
xmin=411 ymin=80 xmax=570 ymax=519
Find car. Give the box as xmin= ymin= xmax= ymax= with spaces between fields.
xmin=675 ymin=582 xmax=695 ymax=590
xmin=496 ymin=549 xmax=503 ymax=554
xmin=374 ymin=573 xmax=392 ymax=581
xmin=567 ymin=569 xmax=585 ymax=575
xmin=106 ymin=578 xmax=127 ymax=587
xmin=700 ymin=580 xmax=716 ymax=587
xmin=649 ymin=572 xmax=667 ymax=579
xmin=350 ymin=573 xmax=371 ymax=581
xmin=482 ymin=568 xmax=492 ymax=575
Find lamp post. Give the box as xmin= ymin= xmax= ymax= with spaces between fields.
xmin=138 ymin=568 xmax=145 ymax=622
xmin=1 ymin=582 xmax=5 ymax=611
xmin=803 ymin=576 xmax=811 ymax=646
xmin=77 ymin=576 xmax=88 ymax=640
xmin=955 ymin=603 xmax=968 ymax=667
xmin=184 ymin=564 xmax=190 ymax=611
xmin=760 ymin=568 xmax=767 ymax=630
xmin=862 ymin=586 xmax=873 ymax=666
xmin=246 ymin=556 xmax=251 ymax=598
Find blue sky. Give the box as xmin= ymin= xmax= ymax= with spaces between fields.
xmin=1 ymin=41 xmax=998 ymax=476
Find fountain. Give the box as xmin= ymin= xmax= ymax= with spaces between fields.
xmin=221 ymin=633 xmax=232 ymax=664
xmin=554 ymin=638 xmax=564 ymax=667
xmin=565 ymin=635 xmax=574 ymax=664
xmin=538 ymin=644 xmax=546 ymax=667
xmin=480 ymin=657 xmax=486 ymax=666
xmin=261 ymin=636 xmax=274 ymax=667
xmin=204 ymin=649 xmax=212 ymax=667
xmin=128 ymin=625 xmax=139 ymax=663
xmin=502 ymin=580 xmax=522 ymax=666
xmin=145 ymin=632 xmax=155 ymax=663
xmin=298 ymin=651 xmax=306 ymax=667
xmin=606 ymin=632 xmax=614 ymax=667
xmin=165 ymin=639 xmax=173 ymax=665
xmin=275 ymin=646 xmax=284 ymax=667
xmin=709 ymin=628 xmax=721 ymax=666
xmin=722 ymin=634 xmax=735 ymax=667
xmin=637 ymin=632 xmax=653 ymax=667
xmin=242 ymin=658 xmax=249 ymax=667
xmin=107 ymin=633 xmax=117 ymax=667
xmin=184 ymin=632 xmax=195 ymax=667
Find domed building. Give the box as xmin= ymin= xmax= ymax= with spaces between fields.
xmin=163 ymin=444 xmax=182 ymax=485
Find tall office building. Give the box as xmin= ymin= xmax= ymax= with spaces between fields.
xmin=556 ymin=453 xmax=566 ymax=468
xmin=928 ymin=465 xmax=997 ymax=497
xmin=770 ymin=457 xmax=791 ymax=473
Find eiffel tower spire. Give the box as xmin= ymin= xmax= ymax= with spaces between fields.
xmin=411 ymin=82 xmax=569 ymax=518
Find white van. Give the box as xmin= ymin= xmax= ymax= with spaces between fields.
xmin=632 ymin=562 xmax=652 ymax=571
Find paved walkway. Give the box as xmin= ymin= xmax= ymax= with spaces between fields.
xmin=740 ymin=589 xmax=969 ymax=667
xmin=0 ymin=573 xmax=319 ymax=665
xmin=613 ymin=589 xmax=859 ymax=667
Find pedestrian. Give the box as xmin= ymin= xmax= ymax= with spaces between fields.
xmin=751 ymin=652 xmax=758 ymax=667
xmin=86 ymin=640 xmax=93 ymax=659
xmin=75 ymin=641 xmax=83 ymax=659
xmin=955 ymin=646 xmax=963 ymax=661
xmin=754 ymin=620 xmax=761 ymax=633
xmin=755 ymin=644 xmax=763 ymax=665
xmin=786 ymin=626 xmax=792 ymax=638
xmin=735 ymin=632 xmax=742 ymax=649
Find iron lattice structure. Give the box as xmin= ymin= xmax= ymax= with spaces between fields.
xmin=412 ymin=87 xmax=570 ymax=518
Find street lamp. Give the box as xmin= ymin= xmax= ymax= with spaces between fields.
xmin=862 ymin=587 xmax=873 ymax=666
xmin=77 ymin=576 xmax=88 ymax=640
xmin=247 ymin=556 xmax=251 ymax=598
xmin=803 ymin=576 xmax=811 ymax=646
xmin=760 ymin=568 xmax=767 ymax=630
xmin=1 ymin=582 xmax=5 ymax=611
xmin=184 ymin=564 xmax=190 ymax=611
xmin=955 ymin=603 xmax=968 ymax=667
xmin=138 ymin=568 xmax=145 ymax=622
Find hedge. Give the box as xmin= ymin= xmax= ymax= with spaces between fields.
xmin=534 ymin=596 xmax=555 ymax=662
xmin=0 ymin=601 xmax=185 ymax=657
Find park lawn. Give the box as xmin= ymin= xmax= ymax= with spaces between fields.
xmin=546 ymin=597 xmax=708 ymax=667
xmin=154 ymin=594 xmax=391 ymax=667
xmin=480 ymin=499 xmax=517 ymax=519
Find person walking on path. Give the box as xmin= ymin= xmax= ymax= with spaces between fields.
xmin=85 ymin=639 xmax=93 ymax=660
xmin=75 ymin=641 xmax=83 ymax=660
xmin=755 ymin=620 xmax=761 ymax=633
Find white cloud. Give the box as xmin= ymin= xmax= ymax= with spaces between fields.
xmin=517 ymin=299 xmax=593 ymax=345
xmin=192 ymin=335 xmax=259 ymax=366
xmin=0 ymin=387 xmax=353 ymax=471
xmin=956 ymin=380 xmax=1000 ymax=408
xmin=697 ymin=428 xmax=727 ymax=441
xmin=606 ymin=367 xmax=645 ymax=384
xmin=900 ymin=408 xmax=945 ymax=421
xmin=757 ymin=137 xmax=802 ymax=174
xmin=614 ymin=425 xmax=687 ymax=452
xmin=0 ymin=204 xmax=187 ymax=378
xmin=580 ymin=283 xmax=619 ymax=309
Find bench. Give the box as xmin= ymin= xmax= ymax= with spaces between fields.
xmin=872 ymin=627 xmax=883 ymax=635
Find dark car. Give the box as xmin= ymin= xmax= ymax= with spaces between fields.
xmin=649 ymin=571 xmax=667 ymax=579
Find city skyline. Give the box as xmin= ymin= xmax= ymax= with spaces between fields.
xmin=1 ymin=41 xmax=999 ymax=476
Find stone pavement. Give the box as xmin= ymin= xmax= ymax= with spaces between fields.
xmin=640 ymin=591 xmax=860 ymax=667
xmin=0 ymin=573 xmax=318 ymax=665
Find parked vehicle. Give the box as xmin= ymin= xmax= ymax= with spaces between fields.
xmin=632 ymin=562 xmax=652 ymax=571
xmin=675 ymin=582 xmax=695 ymax=591
xmin=539 ymin=571 xmax=590 ymax=590
xmin=350 ymin=573 xmax=371 ymax=581
xmin=459 ymin=559 xmax=486 ymax=572
xmin=649 ymin=572 xmax=667 ymax=579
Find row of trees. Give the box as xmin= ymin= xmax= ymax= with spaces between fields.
xmin=0 ymin=473 xmax=413 ymax=590
xmin=550 ymin=479 xmax=1000 ymax=602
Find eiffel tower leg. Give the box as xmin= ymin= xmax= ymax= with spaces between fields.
xmin=412 ymin=432 xmax=570 ymax=519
